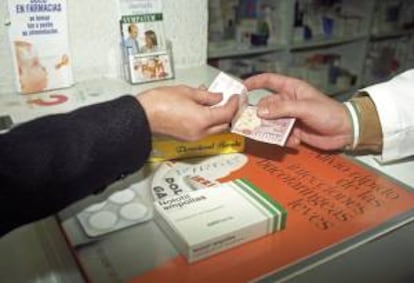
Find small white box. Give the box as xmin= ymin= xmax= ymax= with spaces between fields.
xmin=154 ymin=179 xmax=287 ymax=263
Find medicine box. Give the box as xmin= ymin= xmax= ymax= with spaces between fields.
xmin=154 ymin=178 xmax=287 ymax=263
xmin=148 ymin=132 xmax=245 ymax=162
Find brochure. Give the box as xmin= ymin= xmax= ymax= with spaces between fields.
xmin=119 ymin=0 xmax=173 ymax=84
xmin=7 ymin=0 xmax=73 ymax=94
xmin=126 ymin=51 xmax=173 ymax=83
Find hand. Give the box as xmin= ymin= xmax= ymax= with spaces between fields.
xmin=244 ymin=73 xmax=352 ymax=150
xmin=136 ymin=85 xmax=239 ymax=141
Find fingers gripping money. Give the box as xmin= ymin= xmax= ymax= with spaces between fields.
xmin=208 ymin=72 xmax=295 ymax=146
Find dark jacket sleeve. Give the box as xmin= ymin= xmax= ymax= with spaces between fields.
xmin=0 ymin=95 xmax=152 ymax=237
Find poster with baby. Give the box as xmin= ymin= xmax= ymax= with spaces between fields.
xmin=7 ymin=0 xmax=73 ymax=94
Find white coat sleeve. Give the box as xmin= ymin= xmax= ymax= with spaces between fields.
xmin=361 ymin=69 xmax=414 ymax=162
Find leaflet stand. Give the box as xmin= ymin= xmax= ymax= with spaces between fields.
xmin=120 ymin=13 xmax=174 ymax=85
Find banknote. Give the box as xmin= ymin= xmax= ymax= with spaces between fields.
xmin=208 ymin=71 xmax=248 ymax=107
xmin=231 ymin=105 xmax=295 ymax=146
xmin=208 ymin=72 xmax=295 ymax=146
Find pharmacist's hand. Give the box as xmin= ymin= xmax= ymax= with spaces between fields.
xmin=244 ymin=73 xmax=352 ymax=150
xmin=136 ymin=85 xmax=239 ymax=141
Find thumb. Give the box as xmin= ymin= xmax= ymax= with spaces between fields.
xmin=193 ymin=90 xmax=223 ymax=106
xmin=208 ymin=95 xmax=240 ymax=124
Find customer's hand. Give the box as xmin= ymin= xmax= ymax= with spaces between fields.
xmin=244 ymin=73 xmax=352 ymax=150
xmin=137 ymin=85 xmax=239 ymax=141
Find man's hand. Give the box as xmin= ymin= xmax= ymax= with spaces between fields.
xmin=244 ymin=73 xmax=352 ymax=150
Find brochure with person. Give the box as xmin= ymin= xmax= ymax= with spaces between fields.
xmin=119 ymin=0 xmax=174 ymax=84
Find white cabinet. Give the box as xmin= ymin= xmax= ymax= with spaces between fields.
xmin=208 ymin=0 xmax=414 ymax=101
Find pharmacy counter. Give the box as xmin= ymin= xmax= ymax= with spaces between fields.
xmin=1 ymin=65 xmax=413 ymax=283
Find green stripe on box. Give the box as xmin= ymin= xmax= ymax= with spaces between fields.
xmin=233 ymin=180 xmax=278 ymax=232
xmin=235 ymin=179 xmax=287 ymax=231
xmin=229 ymin=183 xmax=274 ymax=233
xmin=234 ymin=180 xmax=278 ymax=232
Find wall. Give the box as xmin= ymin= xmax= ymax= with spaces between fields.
xmin=0 ymin=0 xmax=208 ymax=94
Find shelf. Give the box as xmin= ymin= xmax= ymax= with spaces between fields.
xmin=291 ymin=34 xmax=368 ymax=51
xmin=370 ymin=29 xmax=414 ymax=41
xmin=208 ymin=41 xmax=287 ymax=59
xmin=207 ymin=0 xmax=414 ymax=103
